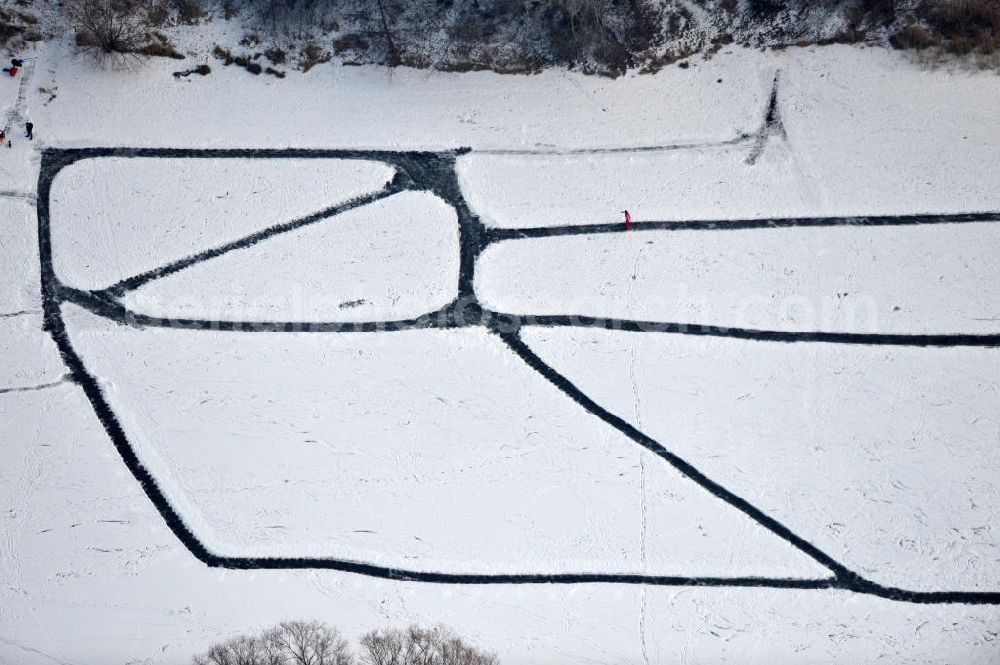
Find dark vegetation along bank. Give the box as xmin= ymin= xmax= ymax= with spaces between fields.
xmin=3 ymin=0 xmax=999 ymax=77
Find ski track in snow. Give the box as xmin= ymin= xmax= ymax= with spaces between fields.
xmin=22 ymin=73 xmax=1000 ymax=607
xmin=625 ymin=244 xmax=652 ymax=665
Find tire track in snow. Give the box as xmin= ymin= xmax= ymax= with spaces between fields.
xmin=626 ymin=245 xmax=652 ymax=665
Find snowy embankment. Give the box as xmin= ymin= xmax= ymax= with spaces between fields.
xmin=2 ymin=37 xmax=1000 ymax=665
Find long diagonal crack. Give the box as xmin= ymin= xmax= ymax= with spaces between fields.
xmin=493 ymin=327 xmax=852 ymax=578
xmin=99 ymin=182 xmax=404 ymax=298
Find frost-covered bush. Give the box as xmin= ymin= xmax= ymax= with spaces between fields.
xmin=65 ymin=0 xmax=149 ymax=57
xmin=359 ymin=625 xmax=498 ymax=665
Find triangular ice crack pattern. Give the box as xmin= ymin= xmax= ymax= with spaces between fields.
xmin=122 ymin=191 xmax=460 ymax=323
xmin=117 ymin=191 xmax=460 ymax=323
xmin=49 ymin=156 xmax=399 ymax=292
xmin=498 ymin=328 xmax=848 ymax=578
xmin=103 ymin=185 xmax=404 ymax=297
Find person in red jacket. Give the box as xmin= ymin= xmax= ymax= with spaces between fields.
xmin=3 ymin=65 xmax=17 ymax=77
xmin=622 ymin=209 xmax=631 ymax=230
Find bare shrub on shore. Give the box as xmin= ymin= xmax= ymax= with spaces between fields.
xmin=921 ymin=0 xmax=1000 ymax=55
xmin=192 ymin=621 xmax=497 ymax=665
xmin=266 ymin=620 xmax=354 ymax=665
xmin=193 ymin=620 xmax=353 ymax=665
xmin=890 ymin=22 xmax=934 ymax=49
xmin=887 ymin=0 xmax=1000 ymax=68
xmin=64 ymin=0 xmax=149 ymax=61
xmin=359 ymin=625 xmax=498 ymax=665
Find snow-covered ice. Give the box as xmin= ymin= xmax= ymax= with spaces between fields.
xmin=63 ymin=303 xmax=826 ymax=576
xmin=0 ymin=314 xmax=66 ymax=390
xmin=2 ymin=386 xmax=998 ymax=664
xmin=2 ymin=36 xmax=1000 ymax=665
xmin=0 ymin=199 xmax=39 ymax=313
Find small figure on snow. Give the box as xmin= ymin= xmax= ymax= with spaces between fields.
xmin=622 ymin=209 xmax=632 ymax=230
xmin=25 ymin=122 xmax=32 ymax=140
xmin=2 ymin=65 xmax=17 ymax=77
xmin=11 ymin=58 xmax=24 ymax=67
